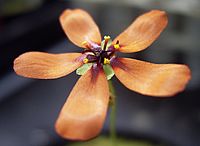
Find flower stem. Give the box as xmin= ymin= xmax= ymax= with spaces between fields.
xmin=108 ymin=80 xmax=117 ymax=146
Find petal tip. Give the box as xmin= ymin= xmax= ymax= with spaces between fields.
xmin=150 ymin=9 xmax=168 ymax=25
xmin=150 ymin=9 xmax=166 ymax=14
xmin=59 ymin=8 xmax=101 ymax=47
xmin=59 ymin=9 xmax=72 ymax=22
xmin=13 ymin=52 xmax=30 ymax=75
xmin=55 ymin=120 xmax=100 ymax=141
xmin=150 ymin=64 xmax=191 ymax=97
xmin=59 ymin=9 xmax=84 ymax=22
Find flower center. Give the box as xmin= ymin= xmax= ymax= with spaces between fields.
xmin=81 ymin=36 xmax=120 ymax=66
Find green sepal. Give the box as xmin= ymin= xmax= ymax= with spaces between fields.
xmin=76 ymin=63 xmax=93 ymax=76
xmin=103 ymin=64 xmax=115 ymax=80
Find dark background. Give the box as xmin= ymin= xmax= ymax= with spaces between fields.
xmin=0 ymin=0 xmax=200 ymax=146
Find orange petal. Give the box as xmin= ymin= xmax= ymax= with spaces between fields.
xmin=60 ymin=9 xmax=101 ymax=48
xmin=111 ymin=58 xmax=191 ymax=97
xmin=55 ymin=66 xmax=109 ymax=140
xmin=14 ymin=52 xmax=83 ymax=79
xmin=113 ymin=10 xmax=168 ymax=53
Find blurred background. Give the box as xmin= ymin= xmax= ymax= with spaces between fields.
xmin=0 ymin=0 xmax=200 ymax=146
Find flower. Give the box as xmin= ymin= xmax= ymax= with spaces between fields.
xmin=13 ymin=9 xmax=191 ymax=140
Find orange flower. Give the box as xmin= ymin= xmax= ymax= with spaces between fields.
xmin=13 ymin=9 xmax=191 ymax=140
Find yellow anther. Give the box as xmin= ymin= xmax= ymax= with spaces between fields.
xmin=114 ymin=44 xmax=120 ymax=49
xmin=104 ymin=35 xmax=111 ymax=41
xmin=83 ymin=58 xmax=89 ymax=64
xmin=104 ymin=58 xmax=110 ymax=64
xmin=81 ymin=41 xmax=88 ymax=46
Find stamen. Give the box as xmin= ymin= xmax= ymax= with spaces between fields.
xmin=82 ymin=40 xmax=87 ymax=45
xmin=81 ymin=36 xmax=116 ymax=66
xmin=114 ymin=44 xmax=120 ymax=49
xmin=81 ymin=41 xmax=89 ymax=48
xmin=83 ymin=58 xmax=89 ymax=64
xmin=104 ymin=58 xmax=110 ymax=64
xmin=113 ymin=40 xmax=120 ymax=49
xmin=103 ymin=35 xmax=111 ymax=51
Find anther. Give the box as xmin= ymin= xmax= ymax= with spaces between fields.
xmin=104 ymin=58 xmax=110 ymax=64
xmin=114 ymin=44 xmax=120 ymax=49
xmin=104 ymin=35 xmax=111 ymax=41
xmin=83 ymin=58 xmax=89 ymax=64
xmin=81 ymin=40 xmax=88 ymax=47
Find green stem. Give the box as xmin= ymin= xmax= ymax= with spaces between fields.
xmin=108 ymin=80 xmax=117 ymax=146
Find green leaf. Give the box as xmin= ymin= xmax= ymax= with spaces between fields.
xmin=103 ymin=64 xmax=115 ymax=80
xmin=76 ymin=63 xmax=93 ymax=76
